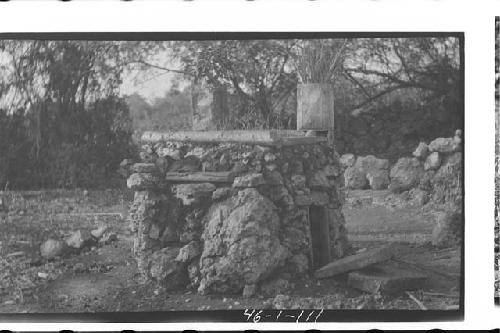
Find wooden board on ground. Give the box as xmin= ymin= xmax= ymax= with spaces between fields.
xmin=347 ymin=260 xmax=428 ymax=295
xmin=315 ymin=243 xmax=395 ymax=279
xmin=166 ymin=171 xmax=235 ymax=183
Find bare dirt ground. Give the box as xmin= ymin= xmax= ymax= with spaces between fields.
xmin=0 ymin=189 xmax=461 ymax=313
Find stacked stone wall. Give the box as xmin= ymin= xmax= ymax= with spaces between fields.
xmin=126 ymin=138 xmax=348 ymax=296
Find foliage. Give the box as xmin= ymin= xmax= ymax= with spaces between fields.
xmin=0 ymin=41 xmax=137 ymax=189
xmin=126 ymin=88 xmax=192 ymax=135
xmin=0 ymin=38 xmax=463 ymax=189
xmin=296 ymin=39 xmax=348 ymax=83
xmin=169 ymin=40 xmax=298 ymax=127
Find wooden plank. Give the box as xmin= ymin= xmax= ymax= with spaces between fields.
xmin=142 ymin=130 xmax=275 ymax=143
xmin=315 ymin=244 xmax=395 ymax=279
xmin=275 ymin=136 xmax=327 ymax=146
xmin=347 ymin=260 xmax=428 ymax=295
xmin=297 ymin=83 xmax=334 ymax=131
xmin=141 ymin=130 xmax=326 ymax=146
xmin=165 ymin=171 xmax=235 ymax=183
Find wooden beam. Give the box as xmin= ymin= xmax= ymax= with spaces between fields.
xmin=315 ymin=243 xmax=395 ymax=279
xmin=141 ymin=130 xmax=326 ymax=146
xmin=165 ymin=171 xmax=235 ymax=183
xmin=347 ymin=260 xmax=428 ymax=294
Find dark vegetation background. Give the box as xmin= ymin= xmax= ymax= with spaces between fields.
xmin=0 ymin=37 xmax=462 ymax=190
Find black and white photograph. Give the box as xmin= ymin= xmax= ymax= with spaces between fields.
xmin=0 ymin=33 xmax=463 ymax=321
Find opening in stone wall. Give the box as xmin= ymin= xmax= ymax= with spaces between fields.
xmin=309 ymin=205 xmax=331 ymax=269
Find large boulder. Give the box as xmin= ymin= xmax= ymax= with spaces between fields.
xmin=157 ymin=147 xmax=182 ymax=160
xmin=366 ymin=170 xmax=390 ymax=190
xmin=430 ymin=152 xmax=463 ymax=206
xmin=344 ymin=155 xmax=390 ymax=190
xmin=176 ymin=241 xmax=201 ymax=263
xmin=356 ymin=155 xmax=390 ymax=171
xmin=413 ymin=142 xmax=429 ymax=160
xmin=424 ymin=152 xmax=441 ymax=171
xmin=389 ymin=157 xmax=424 ymax=193
xmin=428 ymin=137 xmax=460 ymax=154
xmin=198 ymin=188 xmax=288 ymax=294
xmin=127 ymin=173 xmax=159 ymax=191
xmin=65 ymin=230 xmax=95 ymax=250
xmin=339 ymin=154 xmax=356 ymax=168
xmin=344 ymin=166 xmax=368 ymax=189
xmin=172 ymin=183 xmax=216 ymax=206
xmin=149 ymin=247 xmax=188 ymax=290
xmin=40 ymin=239 xmax=66 ymax=259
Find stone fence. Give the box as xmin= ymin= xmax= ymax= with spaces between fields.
xmin=125 ymin=130 xmax=348 ymax=296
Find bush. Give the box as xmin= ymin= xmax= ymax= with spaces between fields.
xmin=0 ymin=96 xmax=137 ymax=190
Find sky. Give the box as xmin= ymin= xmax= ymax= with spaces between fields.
xmin=120 ymin=69 xmax=179 ymax=103
xmin=120 ymin=49 xmax=188 ymax=104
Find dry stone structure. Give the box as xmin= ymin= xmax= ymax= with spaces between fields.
xmin=126 ymin=130 xmax=349 ymax=296
xmin=341 ymin=129 xmax=463 ymax=208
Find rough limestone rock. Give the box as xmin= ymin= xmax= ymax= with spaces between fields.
xmin=187 ymin=262 xmax=201 ymax=286
xmin=91 ymin=225 xmax=108 ymax=239
xmin=185 ymin=147 xmax=207 ymax=159
xmin=260 ymin=278 xmax=290 ymax=296
xmin=428 ymin=137 xmax=460 ymax=154
xmin=176 ymin=241 xmax=201 ymax=263
xmin=173 ymin=183 xmax=216 ymax=206
xmin=149 ymin=247 xmax=188 ymax=289
xmin=131 ymin=163 xmax=157 ymax=174
xmin=308 ymin=168 xmax=337 ymax=189
xmin=198 ymin=188 xmax=288 ymax=294
xmin=430 ymin=152 xmax=463 ymax=206
xmin=357 ymin=155 xmax=390 ymax=172
xmin=340 ymin=154 xmax=356 ymax=168
xmin=127 ymin=173 xmax=159 ymax=191
xmin=65 ymin=230 xmax=94 ymax=249
xmin=389 ymin=157 xmax=424 ymax=193
xmin=424 ymin=152 xmax=441 ymax=171
xmin=40 ymin=239 xmax=66 ymax=259
xmin=232 ymin=173 xmax=266 ymax=188
xmin=366 ymin=170 xmax=390 ymax=190
xmin=431 ymin=210 xmax=462 ymax=248
xmin=282 ymin=226 xmax=309 ymax=252
xmin=344 ymin=155 xmax=389 ymax=190
xmin=212 ymin=187 xmax=232 ymax=201
xmin=344 ymin=166 xmax=368 ymax=189
xmin=158 ymin=147 xmax=182 ymax=160
xmin=413 ymin=142 xmax=430 ymax=160
xmin=120 ymin=159 xmax=134 ymax=168
xmin=99 ymin=232 xmax=118 ymax=245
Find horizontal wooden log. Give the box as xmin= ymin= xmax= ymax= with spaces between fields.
xmin=315 ymin=243 xmax=395 ymax=279
xmin=166 ymin=171 xmax=235 ymax=183
xmin=141 ymin=130 xmax=326 ymax=146
xmin=347 ymin=260 xmax=428 ymax=294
